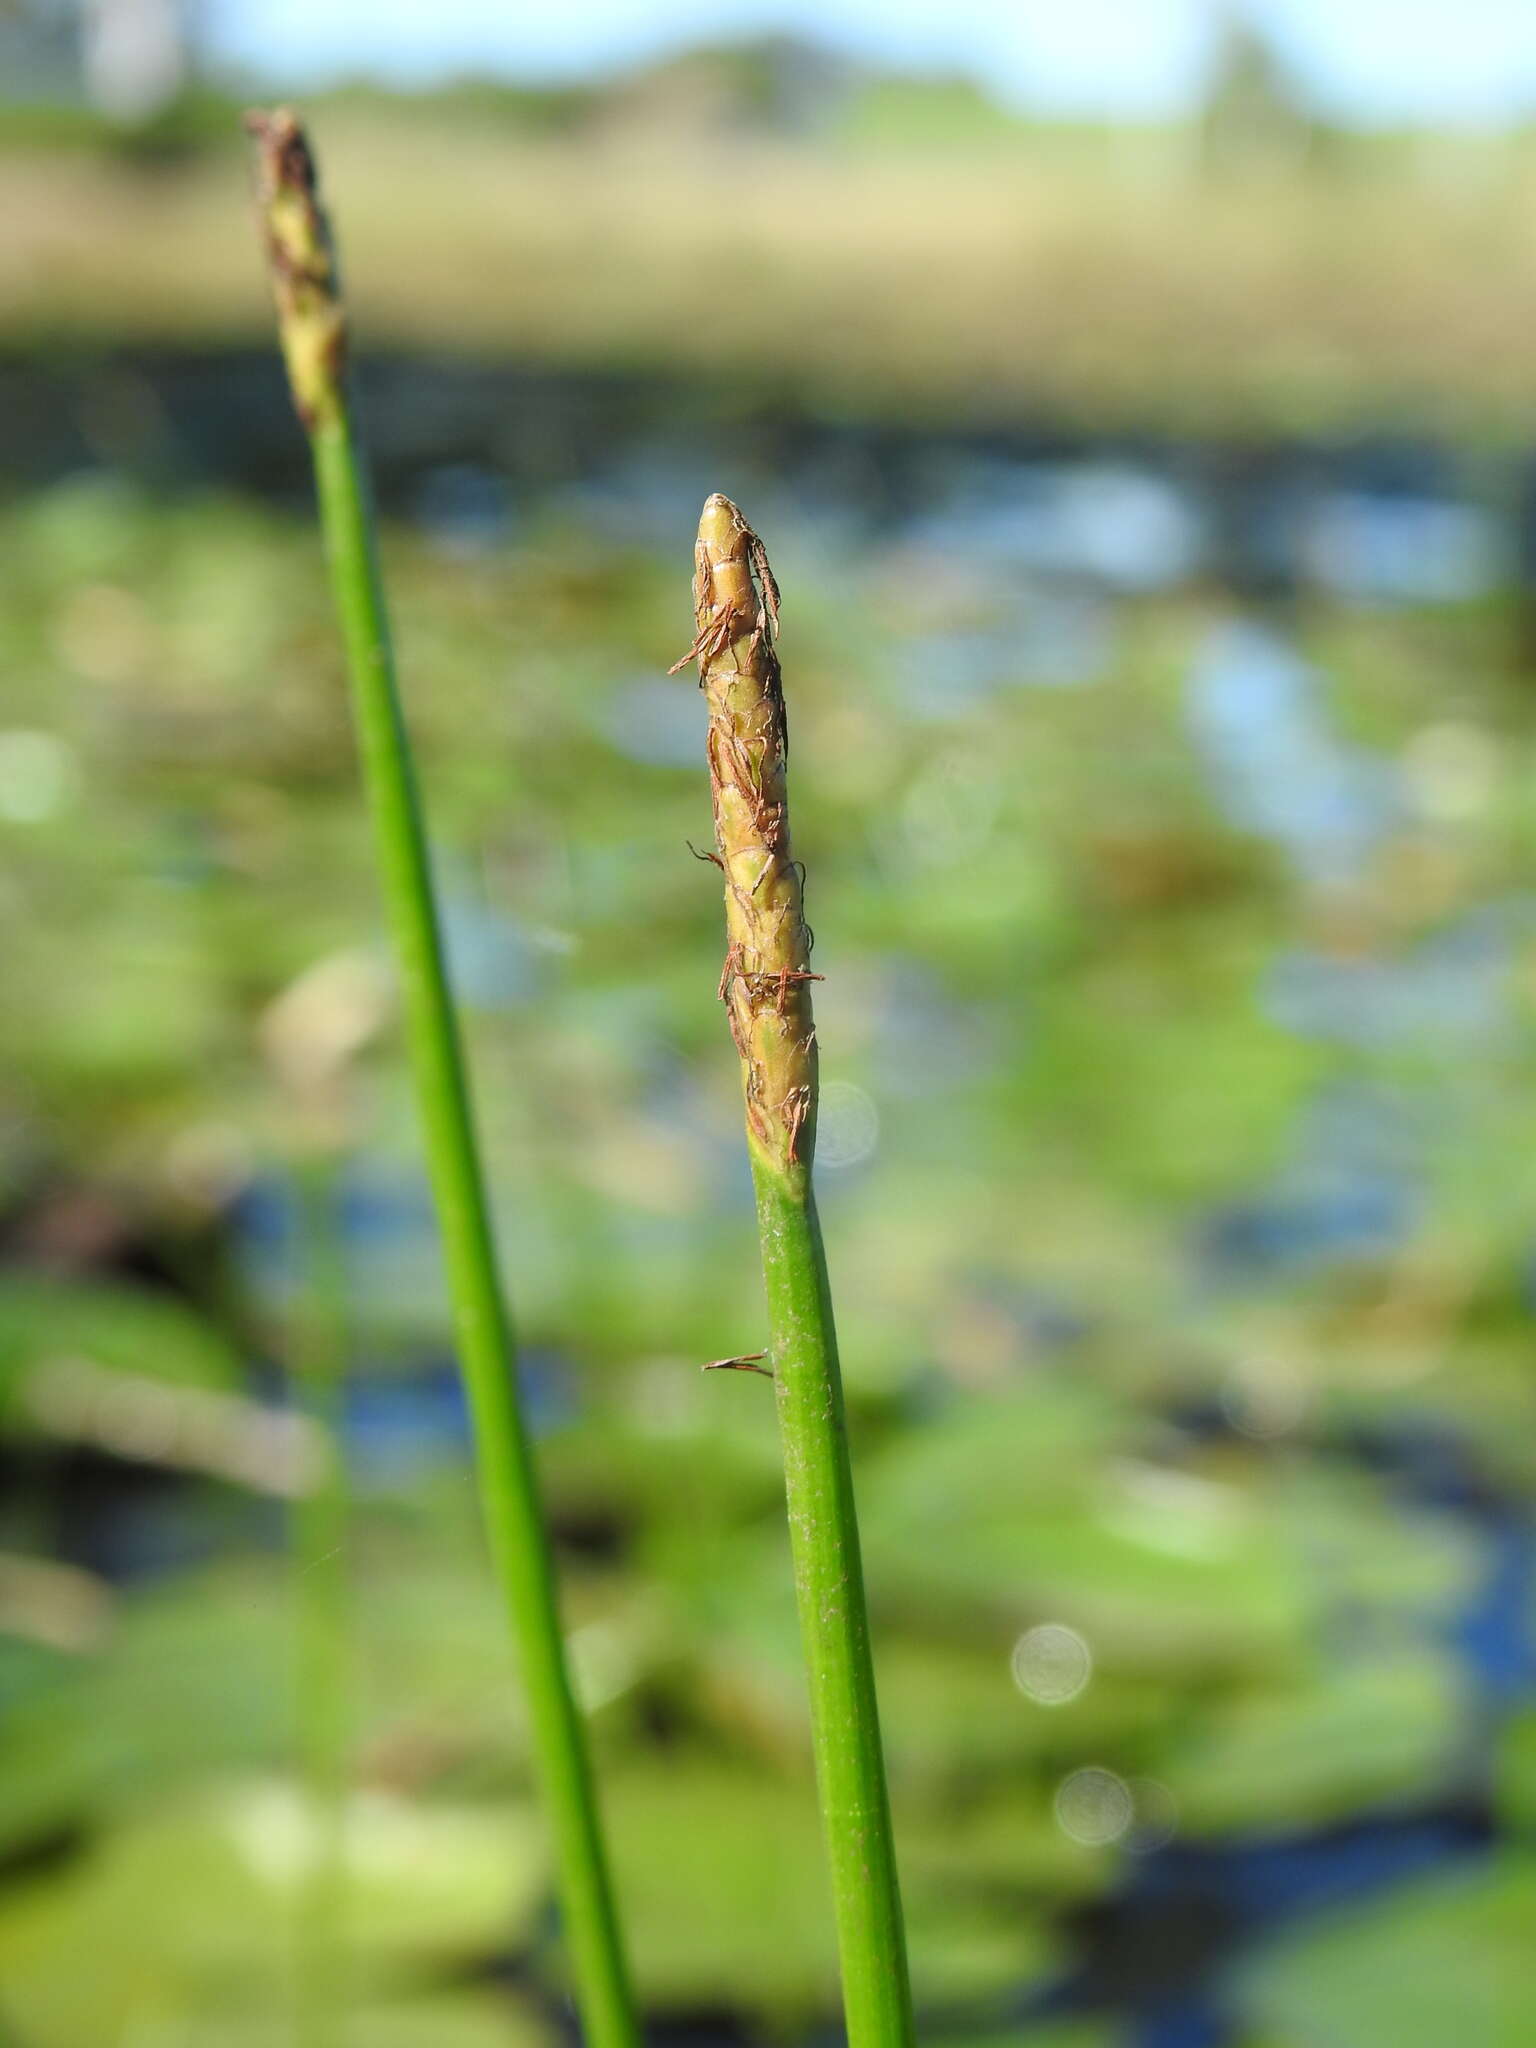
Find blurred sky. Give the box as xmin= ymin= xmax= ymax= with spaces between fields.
xmin=207 ymin=0 xmax=1536 ymax=125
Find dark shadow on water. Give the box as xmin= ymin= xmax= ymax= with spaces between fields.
xmin=0 ymin=346 xmax=1522 ymax=619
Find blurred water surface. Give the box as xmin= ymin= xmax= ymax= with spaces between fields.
xmin=2 ymin=350 xmax=1536 ymax=2048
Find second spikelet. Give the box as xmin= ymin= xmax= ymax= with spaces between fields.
xmin=679 ymin=495 xmax=820 ymax=1173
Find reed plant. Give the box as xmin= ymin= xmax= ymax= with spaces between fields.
xmin=244 ymin=109 xmax=637 ymax=2048
xmin=680 ymin=495 xmax=915 ymax=2046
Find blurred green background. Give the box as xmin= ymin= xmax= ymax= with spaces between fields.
xmin=3 ymin=5 xmax=1536 ymax=2045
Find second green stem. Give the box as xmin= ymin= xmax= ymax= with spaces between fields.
xmin=309 ymin=411 xmax=637 ymax=2048
xmin=753 ymin=1158 xmax=915 ymax=2046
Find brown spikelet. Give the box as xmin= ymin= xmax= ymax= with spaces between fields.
xmin=244 ymin=108 xmax=347 ymax=430
xmin=684 ymin=495 xmax=821 ymax=1171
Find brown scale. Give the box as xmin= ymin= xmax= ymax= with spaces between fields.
xmin=244 ymin=108 xmax=348 ymax=432
xmin=673 ymin=495 xmax=822 ymax=1170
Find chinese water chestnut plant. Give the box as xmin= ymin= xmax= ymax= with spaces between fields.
xmin=680 ymin=494 xmax=916 ymax=2046
xmin=244 ymin=109 xmax=638 ymax=2048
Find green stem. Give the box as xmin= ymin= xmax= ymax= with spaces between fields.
xmin=752 ymin=1158 xmax=915 ymax=2048
xmin=306 ymin=402 xmax=637 ymax=2048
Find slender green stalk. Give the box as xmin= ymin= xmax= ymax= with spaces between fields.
xmin=683 ymin=495 xmax=914 ymax=2045
xmin=290 ymin=1155 xmax=351 ymax=2048
xmin=245 ymin=110 xmax=638 ymax=2048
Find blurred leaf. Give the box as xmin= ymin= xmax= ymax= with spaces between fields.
xmin=0 ymin=1787 xmax=544 ymax=2048
xmin=0 ymin=1276 xmax=242 ymax=1423
xmin=1493 ymin=1707 xmax=1536 ymax=1835
xmin=604 ymin=1762 xmax=837 ymax=2011
xmin=1161 ymin=1646 xmax=1461 ymax=1835
xmin=856 ymin=1387 xmax=1306 ymax=1668
xmin=1238 ymin=1853 xmax=1536 ymax=2045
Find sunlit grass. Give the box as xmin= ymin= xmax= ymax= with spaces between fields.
xmin=5 ymin=110 xmax=1536 ymax=432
